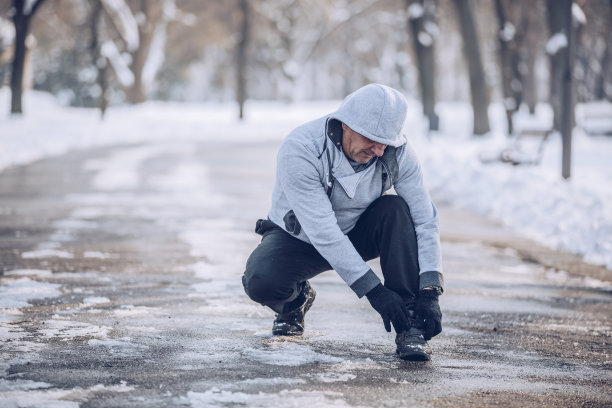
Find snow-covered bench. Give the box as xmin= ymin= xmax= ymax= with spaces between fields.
xmin=576 ymin=101 xmax=612 ymax=136
xmin=479 ymin=128 xmax=553 ymax=166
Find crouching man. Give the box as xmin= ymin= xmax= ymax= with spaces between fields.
xmin=242 ymin=83 xmax=444 ymax=361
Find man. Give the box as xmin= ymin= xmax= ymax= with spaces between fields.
xmin=242 ymin=84 xmax=443 ymax=361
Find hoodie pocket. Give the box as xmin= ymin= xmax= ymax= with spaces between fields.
xmin=283 ymin=210 xmax=302 ymax=236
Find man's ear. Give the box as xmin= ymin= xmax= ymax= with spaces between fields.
xmin=341 ymin=122 xmax=348 ymax=131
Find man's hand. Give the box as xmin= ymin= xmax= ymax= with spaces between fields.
xmin=365 ymin=284 xmax=411 ymax=333
xmin=415 ymin=289 xmax=442 ymax=340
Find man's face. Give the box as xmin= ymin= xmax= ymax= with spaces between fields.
xmin=341 ymin=123 xmax=387 ymax=164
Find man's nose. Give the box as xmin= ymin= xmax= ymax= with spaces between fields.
xmin=372 ymin=143 xmax=386 ymax=157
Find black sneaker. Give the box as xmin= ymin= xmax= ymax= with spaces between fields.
xmin=272 ymin=282 xmax=316 ymax=336
xmin=396 ymin=327 xmax=432 ymax=361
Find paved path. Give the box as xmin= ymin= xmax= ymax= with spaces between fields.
xmin=0 ymin=140 xmax=610 ymax=407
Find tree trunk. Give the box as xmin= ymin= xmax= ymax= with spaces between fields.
xmin=406 ymin=0 xmax=439 ymax=131
xmin=522 ymin=0 xmax=540 ymax=114
xmin=452 ymin=0 xmax=491 ymax=135
xmin=236 ymin=0 xmax=250 ymax=120
xmin=89 ymin=0 xmax=108 ymax=117
xmin=10 ymin=0 xmax=30 ymax=114
xmin=125 ymin=0 xmax=163 ymax=104
xmin=594 ymin=1 xmax=612 ymax=100
xmin=9 ymin=0 xmax=46 ymax=114
xmin=546 ymin=0 xmax=567 ymax=132
xmin=494 ymin=0 xmax=515 ymax=135
xmin=559 ymin=0 xmax=574 ymax=179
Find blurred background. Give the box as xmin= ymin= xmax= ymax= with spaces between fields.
xmin=1 ymin=0 xmax=611 ymax=268
xmin=1 ymin=0 xmax=611 ymax=129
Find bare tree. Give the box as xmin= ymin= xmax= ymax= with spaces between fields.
xmin=452 ymin=0 xmax=490 ymax=135
xmin=9 ymin=0 xmax=47 ymax=114
xmin=547 ymin=0 xmax=575 ymax=179
xmin=546 ymin=0 xmax=569 ymax=132
xmin=124 ymin=0 xmax=166 ymax=103
xmin=494 ymin=0 xmax=518 ymax=134
xmin=521 ymin=0 xmax=545 ymax=114
xmin=89 ymin=0 xmax=108 ymax=117
xmin=236 ymin=0 xmax=250 ymax=119
xmin=406 ymin=0 xmax=439 ymax=131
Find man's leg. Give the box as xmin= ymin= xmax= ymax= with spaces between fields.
xmin=348 ymin=195 xmax=420 ymax=306
xmin=242 ymin=220 xmax=331 ymax=334
xmin=348 ymin=195 xmax=431 ymax=361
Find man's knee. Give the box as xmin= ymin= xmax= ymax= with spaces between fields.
xmin=368 ymin=195 xmax=413 ymax=226
xmin=242 ymin=272 xmax=280 ymax=304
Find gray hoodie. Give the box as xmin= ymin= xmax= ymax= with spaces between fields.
xmin=268 ymin=84 xmax=443 ymax=297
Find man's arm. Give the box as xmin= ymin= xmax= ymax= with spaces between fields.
xmin=276 ymin=140 xmax=380 ymax=297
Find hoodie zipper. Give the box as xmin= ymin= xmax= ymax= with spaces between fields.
xmin=380 ymin=158 xmax=392 ymax=195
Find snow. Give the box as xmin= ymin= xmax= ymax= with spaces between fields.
xmin=0 ymin=382 xmax=135 ymax=408
xmin=0 ymin=89 xmax=611 ymax=271
xmin=0 ymin=277 xmax=62 ymax=309
xmin=83 ymin=251 xmax=118 ymax=259
xmin=181 ymin=388 xmax=368 ymax=408
xmin=418 ymin=31 xmax=434 ymax=47
xmin=24 ymin=0 xmax=39 ymax=15
xmin=407 ymin=3 xmax=424 ymax=19
xmin=100 ymin=41 xmax=135 ymax=87
xmin=21 ymin=249 xmax=74 ymax=259
xmin=142 ymin=23 xmax=167 ymax=89
xmin=0 ymin=17 xmax=14 ymax=47
xmin=500 ymin=22 xmax=516 ymax=42
xmin=39 ymin=316 xmax=112 ymax=341
xmin=100 ymin=0 xmax=140 ymax=51
xmin=546 ymin=32 xmax=568 ymax=56
xmin=572 ymin=3 xmax=587 ymax=25
xmin=82 ymin=296 xmax=111 ymax=305
xmin=243 ymin=342 xmax=344 ymax=366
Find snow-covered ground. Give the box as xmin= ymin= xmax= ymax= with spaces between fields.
xmin=1 ymin=88 xmax=611 ymax=269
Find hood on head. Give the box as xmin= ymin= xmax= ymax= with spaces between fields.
xmin=331 ymin=83 xmax=408 ymax=147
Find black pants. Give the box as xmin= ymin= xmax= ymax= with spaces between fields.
xmin=242 ymin=195 xmax=420 ymax=313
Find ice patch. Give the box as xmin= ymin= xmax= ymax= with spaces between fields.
xmin=83 ymin=251 xmax=118 ymax=259
xmin=243 ymin=342 xmax=343 ymax=366
xmin=181 ymin=388 xmax=364 ymax=408
xmin=88 ymin=337 xmax=148 ymax=355
xmin=238 ymin=377 xmax=307 ymax=386
xmin=21 ymin=249 xmax=74 ymax=259
xmin=0 ymin=277 xmax=62 ymax=308
xmin=311 ymin=372 xmax=356 ymax=383
xmin=88 ymin=381 xmax=135 ymax=393
xmin=0 ymin=382 xmax=135 ymax=408
xmin=39 ymin=316 xmax=111 ymax=341
xmin=0 ymin=388 xmax=79 ymax=408
xmin=83 ymin=296 xmax=111 ymax=305
xmin=4 ymin=269 xmax=53 ymax=278
xmin=545 ymin=269 xmax=612 ymax=292
xmin=329 ymin=359 xmax=387 ymax=372
xmin=0 ymin=379 xmax=52 ymax=391
xmin=114 ymin=305 xmax=161 ymax=316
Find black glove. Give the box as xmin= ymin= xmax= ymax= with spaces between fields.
xmin=365 ymin=284 xmax=411 ymax=333
xmin=415 ymin=289 xmax=442 ymax=340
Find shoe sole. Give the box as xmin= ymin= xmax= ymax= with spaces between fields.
xmin=396 ymin=349 xmax=431 ymax=361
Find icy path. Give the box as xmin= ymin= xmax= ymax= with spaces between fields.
xmin=0 ymin=140 xmax=610 ymax=407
